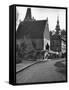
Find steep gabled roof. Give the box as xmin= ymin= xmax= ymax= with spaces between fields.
xmin=16 ymin=20 xmax=47 ymax=39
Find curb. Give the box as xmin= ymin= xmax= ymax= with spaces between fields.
xmin=16 ymin=61 xmax=41 ymax=73
xmin=16 ymin=58 xmax=65 ymax=73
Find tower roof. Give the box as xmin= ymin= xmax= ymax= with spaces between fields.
xmin=57 ymin=16 xmax=59 ymax=25
xmin=55 ymin=16 xmax=60 ymax=33
xmin=24 ymin=8 xmax=32 ymax=21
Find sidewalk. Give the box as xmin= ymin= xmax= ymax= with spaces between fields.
xmin=16 ymin=60 xmax=40 ymax=73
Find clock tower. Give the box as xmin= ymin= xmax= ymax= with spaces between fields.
xmin=55 ymin=16 xmax=60 ymax=35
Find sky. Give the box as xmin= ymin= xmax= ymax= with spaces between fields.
xmin=16 ymin=6 xmax=66 ymax=31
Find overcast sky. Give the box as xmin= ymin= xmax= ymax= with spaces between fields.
xmin=16 ymin=6 xmax=66 ymax=31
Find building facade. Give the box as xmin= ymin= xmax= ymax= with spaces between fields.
xmin=16 ymin=8 xmax=50 ymax=51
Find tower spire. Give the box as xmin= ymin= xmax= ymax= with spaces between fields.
xmin=24 ymin=8 xmax=32 ymax=21
xmin=57 ymin=16 xmax=59 ymax=25
xmin=55 ymin=16 xmax=60 ymax=34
